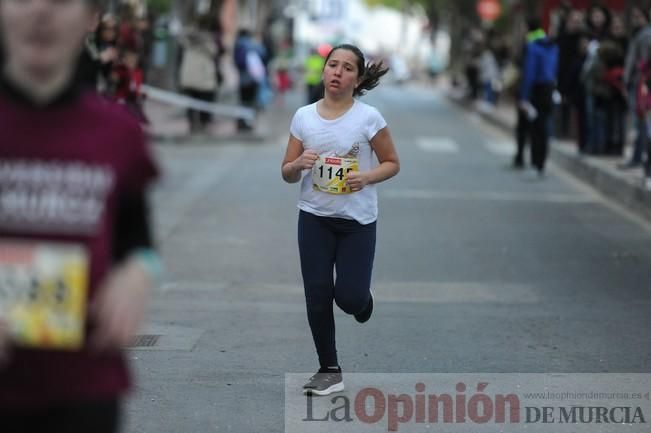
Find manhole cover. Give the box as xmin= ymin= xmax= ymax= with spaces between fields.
xmin=127 ymin=325 xmax=204 ymax=351
xmin=129 ymin=334 xmax=161 ymax=347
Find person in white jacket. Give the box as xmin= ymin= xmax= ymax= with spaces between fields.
xmin=179 ymin=16 xmax=218 ymax=134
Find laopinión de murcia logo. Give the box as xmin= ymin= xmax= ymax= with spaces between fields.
xmin=301 ymin=382 xmax=647 ymax=432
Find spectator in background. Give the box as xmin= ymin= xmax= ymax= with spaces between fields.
xmin=112 ymin=41 xmax=147 ymax=124
xmin=304 ymin=48 xmax=325 ymax=104
xmin=621 ymin=6 xmax=651 ymax=169
xmin=258 ymin=24 xmax=275 ymax=71
xmin=552 ymin=0 xmax=573 ymax=35
xmin=179 ymin=16 xmax=218 ymax=134
xmin=580 ymin=14 xmax=628 ymax=156
xmin=272 ymin=46 xmax=292 ymax=108
xmin=95 ymin=15 xmax=120 ymax=93
xmin=253 ymin=31 xmax=274 ymax=110
xmin=479 ymin=39 xmax=501 ymax=106
xmin=567 ymin=33 xmax=591 ymax=153
xmin=602 ymin=15 xmax=628 ymax=156
xmin=519 ymin=17 xmax=559 ymax=177
xmin=274 ymin=58 xmax=291 ymax=99
xmin=136 ymin=14 xmax=153 ymax=82
xmin=630 ymin=5 xmax=650 ymax=37
xmin=513 ymin=26 xmax=531 ymax=169
xmin=463 ymin=29 xmax=483 ymax=101
xmin=594 ymin=38 xmax=626 ymax=156
xmin=117 ymin=3 xmax=137 ymax=52
xmin=586 ymin=5 xmax=611 ymax=42
xmin=491 ymin=34 xmax=512 ymax=71
xmin=76 ymin=21 xmax=103 ymax=91
xmin=212 ymin=18 xmax=226 ymax=97
xmin=581 ymin=5 xmax=612 ymax=155
xmin=609 ymin=14 xmax=628 ymax=54
xmin=556 ymin=9 xmax=584 ymax=139
xmin=234 ymin=29 xmax=263 ymax=131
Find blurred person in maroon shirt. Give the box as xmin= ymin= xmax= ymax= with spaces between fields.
xmin=0 ymin=0 xmax=161 ymax=432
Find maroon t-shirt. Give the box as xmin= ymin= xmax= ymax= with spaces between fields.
xmin=0 ymin=84 xmax=158 ymax=408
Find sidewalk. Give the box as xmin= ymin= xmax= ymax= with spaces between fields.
xmin=446 ymin=89 xmax=651 ymax=222
xmin=145 ymin=99 xmax=272 ymax=145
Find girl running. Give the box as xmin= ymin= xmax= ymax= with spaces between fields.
xmin=281 ymin=44 xmax=400 ymax=396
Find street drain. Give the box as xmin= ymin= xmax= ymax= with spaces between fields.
xmin=129 ymin=334 xmax=161 ymax=347
xmin=127 ymin=325 xmax=204 ymax=351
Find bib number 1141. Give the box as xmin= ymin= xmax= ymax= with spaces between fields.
xmin=317 ymin=165 xmax=353 ymax=181
xmin=312 ymin=156 xmax=359 ymax=194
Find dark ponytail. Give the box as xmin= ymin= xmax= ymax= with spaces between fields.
xmin=324 ymin=43 xmax=390 ymax=97
xmin=355 ymin=60 xmax=389 ymax=96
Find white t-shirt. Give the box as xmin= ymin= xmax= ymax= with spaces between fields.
xmin=289 ymin=99 xmax=387 ymax=224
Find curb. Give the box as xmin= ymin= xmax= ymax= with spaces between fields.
xmin=447 ymin=93 xmax=651 ymax=222
xmin=150 ymin=132 xmax=269 ymax=145
xmin=146 ymin=106 xmax=284 ymax=146
xmin=551 ymin=144 xmax=651 ymax=222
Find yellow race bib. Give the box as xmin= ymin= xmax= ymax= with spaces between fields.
xmin=0 ymin=241 xmax=89 ymax=350
xmin=312 ymin=156 xmax=359 ymax=194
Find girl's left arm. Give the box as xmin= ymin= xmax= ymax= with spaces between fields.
xmin=347 ymin=126 xmax=400 ymax=191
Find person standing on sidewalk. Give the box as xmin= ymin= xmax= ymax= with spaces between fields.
xmin=234 ymin=29 xmax=264 ymax=132
xmin=622 ymin=6 xmax=651 ymax=170
xmin=581 ymin=5 xmax=612 ymax=156
xmin=304 ymin=47 xmax=325 ymax=104
xmin=555 ymin=9 xmax=585 ymax=140
xmin=281 ymin=44 xmax=399 ymax=396
xmin=513 ymin=31 xmax=531 ymax=169
xmin=178 ymin=16 xmax=218 ymax=134
xmin=519 ymin=17 xmax=559 ymax=176
xmin=479 ymin=39 xmax=501 ymax=106
xmin=0 ymin=0 xmax=161 ymax=432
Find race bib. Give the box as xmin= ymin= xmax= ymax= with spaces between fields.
xmin=312 ymin=156 xmax=359 ymax=194
xmin=0 ymin=241 xmax=89 ymax=350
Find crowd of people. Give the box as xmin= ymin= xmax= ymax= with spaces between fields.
xmin=77 ymin=4 xmax=153 ymax=122
xmin=76 ymin=3 xmax=290 ymax=134
xmin=460 ymin=4 xmax=651 ymax=187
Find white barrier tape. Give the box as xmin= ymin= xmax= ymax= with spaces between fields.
xmin=142 ymin=85 xmax=256 ymax=121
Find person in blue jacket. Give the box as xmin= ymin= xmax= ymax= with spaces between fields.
xmin=519 ymin=17 xmax=559 ymax=176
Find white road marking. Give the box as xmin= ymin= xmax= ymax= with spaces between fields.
xmin=382 ymin=188 xmax=599 ymax=204
xmin=416 ymin=137 xmax=460 ymax=153
xmin=485 ymin=141 xmax=515 ymax=156
xmin=160 ymin=281 xmax=538 ymax=304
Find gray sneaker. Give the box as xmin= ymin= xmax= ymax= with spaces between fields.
xmin=303 ymin=367 xmax=344 ymax=396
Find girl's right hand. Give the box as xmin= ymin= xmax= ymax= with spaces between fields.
xmin=293 ymin=149 xmax=319 ymax=170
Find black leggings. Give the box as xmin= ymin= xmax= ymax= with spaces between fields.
xmin=298 ymin=210 xmax=376 ymax=368
xmin=529 ymin=83 xmax=554 ymax=172
xmin=0 ymin=399 xmax=120 ymax=433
